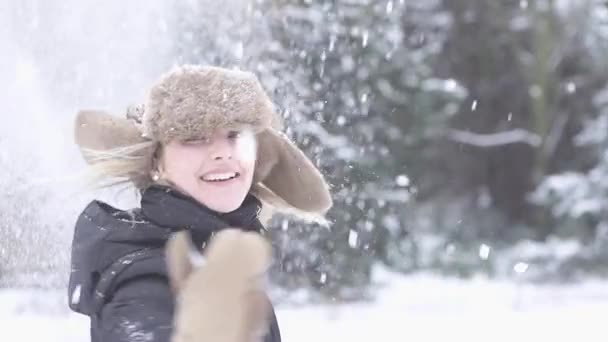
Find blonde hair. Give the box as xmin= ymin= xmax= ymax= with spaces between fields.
xmin=79 ymin=140 xmax=159 ymax=191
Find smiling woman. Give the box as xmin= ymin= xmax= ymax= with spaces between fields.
xmin=158 ymin=128 xmax=258 ymax=213
xmin=67 ymin=64 xmax=333 ymax=342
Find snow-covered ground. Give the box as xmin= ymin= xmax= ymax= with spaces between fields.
xmin=1 ymin=267 xmax=606 ymax=342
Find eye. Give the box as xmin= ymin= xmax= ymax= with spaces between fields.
xmin=182 ymin=137 xmax=209 ymax=145
xmin=228 ymin=131 xmax=241 ymax=140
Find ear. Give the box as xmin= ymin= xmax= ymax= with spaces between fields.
xmin=165 ymin=231 xmax=194 ymax=293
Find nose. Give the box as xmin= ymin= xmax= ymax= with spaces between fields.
xmin=209 ymin=138 xmax=233 ymax=161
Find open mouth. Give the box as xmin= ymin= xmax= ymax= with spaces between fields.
xmin=200 ymin=172 xmax=240 ymax=183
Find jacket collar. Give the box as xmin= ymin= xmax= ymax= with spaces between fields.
xmin=140 ymin=184 xmax=265 ymax=248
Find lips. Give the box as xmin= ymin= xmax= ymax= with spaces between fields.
xmin=200 ymin=171 xmax=240 ymax=182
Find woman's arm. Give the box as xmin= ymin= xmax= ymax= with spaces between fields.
xmin=97 ymin=275 xmax=174 ymax=342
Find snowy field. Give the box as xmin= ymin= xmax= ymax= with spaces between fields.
xmin=1 ymin=267 xmax=606 ymax=342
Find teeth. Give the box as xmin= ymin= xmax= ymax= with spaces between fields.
xmin=202 ymin=172 xmax=238 ymax=182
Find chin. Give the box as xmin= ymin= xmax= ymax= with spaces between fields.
xmin=211 ymin=202 xmax=241 ymax=213
xmin=179 ymin=178 xmax=253 ymax=213
xmin=197 ymin=195 xmax=247 ymax=213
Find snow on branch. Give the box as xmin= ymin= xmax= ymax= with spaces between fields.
xmin=446 ymin=128 xmax=542 ymax=148
xmin=298 ymin=121 xmax=358 ymax=160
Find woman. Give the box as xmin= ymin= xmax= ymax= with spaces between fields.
xmin=67 ymin=65 xmax=333 ymax=342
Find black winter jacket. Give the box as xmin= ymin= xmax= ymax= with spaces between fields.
xmin=67 ymin=185 xmax=281 ymax=342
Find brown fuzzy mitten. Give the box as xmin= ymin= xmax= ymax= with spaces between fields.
xmin=165 ymin=229 xmax=272 ymax=342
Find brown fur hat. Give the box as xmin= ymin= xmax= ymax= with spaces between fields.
xmin=74 ymin=64 xmax=333 ymax=221
xmin=142 ymin=65 xmax=281 ymax=143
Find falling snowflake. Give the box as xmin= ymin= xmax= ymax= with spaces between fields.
xmin=71 ymin=284 xmax=82 ymax=305
xmin=479 ymin=244 xmax=491 ymax=260
xmin=514 ymin=262 xmax=529 ymax=274
xmin=320 ymin=272 xmax=327 ymax=284
xmin=386 ymin=0 xmax=394 ymax=14
xmin=396 ymin=174 xmax=410 ymax=187
xmin=520 ymin=0 xmax=529 ymax=9
xmin=348 ymin=230 xmax=359 ymax=248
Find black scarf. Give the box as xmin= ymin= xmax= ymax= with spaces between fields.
xmin=140 ymin=184 xmax=265 ymax=248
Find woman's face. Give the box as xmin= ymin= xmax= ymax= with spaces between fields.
xmin=158 ymin=128 xmax=257 ymax=213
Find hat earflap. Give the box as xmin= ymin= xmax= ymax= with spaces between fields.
xmin=252 ymin=129 xmax=332 ymax=224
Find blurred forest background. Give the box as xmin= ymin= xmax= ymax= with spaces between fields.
xmin=1 ymin=0 xmax=608 ymax=303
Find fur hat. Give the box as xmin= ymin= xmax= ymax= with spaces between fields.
xmin=74 ymin=65 xmax=333 ymax=221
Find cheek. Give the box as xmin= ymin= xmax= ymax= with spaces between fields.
xmin=240 ymin=158 xmax=256 ymax=179
xmin=234 ymin=131 xmax=257 ymax=166
xmin=163 ymin=148 xmax=202 ymax=178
